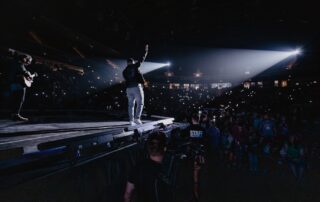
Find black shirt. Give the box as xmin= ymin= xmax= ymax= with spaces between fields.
xmin=123 ymin=62 xmax=145 ymax=88
xmin=14 ymin=64 xmax=28 ymax=84
xmin=187 ymin=124 xmax=207 ymax=143
xmin=128 ymin=159 xmax=171 ymax=202
xmin=1 ymin=58 xmax=28 ymax=84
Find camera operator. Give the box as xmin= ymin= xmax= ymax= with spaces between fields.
xmin=187 ymin=113 xmax=207 ymax=145
xmin=185 ymin=113 xmax=207 ymax=201
xmin=124 ymin=132 xmax=172 ymax=202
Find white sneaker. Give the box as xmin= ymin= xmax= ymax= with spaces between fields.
xmin=134 ymin=119 xmax=142 ymax=125
xmin=12 ymin=114 xmax=29 ymax=121
xmin=129 ymin=121 xmax=137 ymax=126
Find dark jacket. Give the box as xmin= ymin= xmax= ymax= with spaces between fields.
xmin=123 ymin=48 xmax=148 ymax=88
xmin=122 ymin=62 xmax=145 ymax=88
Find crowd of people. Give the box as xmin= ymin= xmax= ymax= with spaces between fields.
xmin=121 ymin=82 xmax=320 ymax=201
xmin=180 ymin=80 xmax=320 ymax=186
xmin=197 ymin=110 xmax=306 ymax=181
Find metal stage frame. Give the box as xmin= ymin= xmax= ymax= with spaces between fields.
xmin=0 ymin=116 xmax=186 ymax=185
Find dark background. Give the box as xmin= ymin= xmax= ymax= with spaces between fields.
xmin=1 ymin=0 xmax=320 ymax=66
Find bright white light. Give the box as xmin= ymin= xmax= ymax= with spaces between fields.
xmin=140 ymin=62 xmax=171 ymax=74
xmin=199 ymin=48 xmax=302 ymax=85
xmin=194 ymin=72 xmax=202 ymax=77
xmin=166 ymin=71 xmax=174 ymax=77
xmin=290 ymin=49 xmax=302 ymax=55
xmin=110 ymin=59 xmax=170 ymax=75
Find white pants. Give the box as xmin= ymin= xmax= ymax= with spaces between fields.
xmin=126 ymin=85 xmax=144 ymax=121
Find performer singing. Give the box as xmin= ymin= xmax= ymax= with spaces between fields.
xmin=122 ymin=44 xmax=149 ymax=126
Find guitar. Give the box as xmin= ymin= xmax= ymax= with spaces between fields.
xmin=19 ymin=72 xmax=38 ymax=88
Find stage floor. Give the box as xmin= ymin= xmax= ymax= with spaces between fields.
xmin=0 ymin=120 xmax=130 ymax=134
xmin=0 ymin=117 xmax=175 ymax=155
xmin=0 ymin=116 xmax=182 ymax=190
xmin=0 ymin=120 xmax=140 ymax=151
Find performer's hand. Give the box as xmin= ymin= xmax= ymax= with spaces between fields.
xmin=24 ymin=71 xmax=32 ymax=78
xmin=144 ymin=81 xmax=149 ymax=87
xmin=145 ymin=44 xmax=149 ymax=52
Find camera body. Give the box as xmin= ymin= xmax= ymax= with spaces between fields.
xmin=159 ymin=134 xmax=206 ymax=185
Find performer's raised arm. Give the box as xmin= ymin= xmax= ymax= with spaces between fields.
xmin=137 ymin=44 xmax=149 ymax=64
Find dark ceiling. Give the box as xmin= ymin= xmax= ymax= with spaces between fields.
xmin=1 ymin=0 xmax=320 ymax=65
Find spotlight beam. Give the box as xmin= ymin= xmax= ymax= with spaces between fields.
xmin=140 ymin=62 xmax=171 ymax=74
xmin=196 ymin=48 xmax=303 ymax=86
xmin=290 ymin=48 xmax=302 ymax=56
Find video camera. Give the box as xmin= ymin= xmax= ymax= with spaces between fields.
xmin=172 ymin=142 xmax=205 ymax=164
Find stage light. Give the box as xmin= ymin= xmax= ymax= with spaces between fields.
xmin=290 ymin=48 xmax=302 ymax=55
xmin=165 ymin=71 xmax=174 ymax=77
xmin=140 ymin=62 xmax=172 ymax=74
xmin=194 ymin=72 xmax=202 ymax=77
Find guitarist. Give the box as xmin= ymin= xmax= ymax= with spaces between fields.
xmin=10 ymin=54 xmax=33 ymax=121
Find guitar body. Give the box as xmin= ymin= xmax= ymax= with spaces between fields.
xmin=18 ymin=72 xmax=38 ymax=88
xmin=23 ymin=75 xmax=35 ymax=87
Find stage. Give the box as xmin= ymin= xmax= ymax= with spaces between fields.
xmin=0 ymin=115 xmax=186 ymax=189
xmin=0 ymin=120 xmax=129 ymax=154
xmin=0 ymin=116 xmax=176 ymax=154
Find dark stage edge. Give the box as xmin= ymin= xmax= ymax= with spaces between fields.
xmin=0 ymin=117 xmax=175 ymax=156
